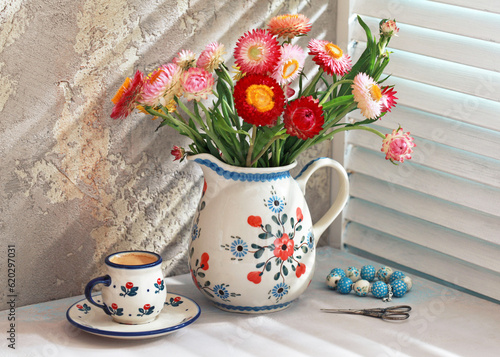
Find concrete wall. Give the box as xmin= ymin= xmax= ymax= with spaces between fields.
xmin=0 ymin=0 xmax=337 ymax=309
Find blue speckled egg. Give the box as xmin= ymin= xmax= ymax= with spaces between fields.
xmin=345 ymin=266 xmax=361 ymax=282
xmin=326 ymin=273 xmax=342 ymax=289
xmin=391 ymin=279 xmax=408 ymax=298
xmin=389 ymin=271 xmax=406 ymax=284
xmin=371 ymin=281 xmax=388 ymax=299
xmin=377 ymin=266 xmax=394 ymax=283
xmin=330 ymin=268 xmax=346 ymax=278
xmin=360 ymin=265 xmax=376 ymax=282
xmin=337 ymin=277 xmax=353 ymax=294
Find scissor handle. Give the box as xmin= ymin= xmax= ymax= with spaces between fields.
xmin=385 ymin=305 xmax=412 ymax=313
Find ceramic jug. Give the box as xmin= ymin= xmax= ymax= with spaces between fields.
xmin=187 ymin=153 xmax=349 ymax=313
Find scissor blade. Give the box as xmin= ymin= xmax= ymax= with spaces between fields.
xmin=321 ymin=308 xmax=363 ymax=314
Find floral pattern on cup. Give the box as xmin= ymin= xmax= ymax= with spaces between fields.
xmin=76 ymin=303 xmax=91 ymax=314
xmin=120 ymin=282 xmax=139 ymax=297
xmin=108 ymin=303 xmax=124 ymax=316
xmin=154 ymin=278 xmax=165 ymax=294
xmin=137 ymin=304 xmax=155 ymax=317
xmin=165 ymin=296 xmax=184 ymax=307
xmin=189 ymin=250 xmax=241 ymax=302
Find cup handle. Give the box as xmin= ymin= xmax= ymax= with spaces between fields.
xmin=84 ymin=275 xmax=112 ymax=315
xmin=295 ymin=157 xmax=349 ymax=241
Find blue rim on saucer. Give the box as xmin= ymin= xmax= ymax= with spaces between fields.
xmin=66 ymin=292 xmax=201 ymax=339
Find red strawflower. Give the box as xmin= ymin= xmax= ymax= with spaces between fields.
xmin=125 ymin=282 xmax=134 ymax=289
xmin=171 ymin=145 xmax=186 ymax=161
xmin=283 ymin=96 xmax=324 ymax=140
xmin=234 ymin=29 xmax=281 ymax=75
xmin=234 ymin=74 xmax=285 ymax=126
xmin=111 ymin=70 xmax=144 ymax=119
xmin=111 ymin=303 xmax=118 ymax=310
xmin=143 ymin=304 xmax=151 ymax=310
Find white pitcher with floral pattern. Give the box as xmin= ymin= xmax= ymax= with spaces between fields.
xmin=187 ymin=153 xmax=349 ymax=313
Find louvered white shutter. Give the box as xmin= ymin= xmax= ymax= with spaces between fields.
xmin=336 ymin=0 xmax=500 ymax=301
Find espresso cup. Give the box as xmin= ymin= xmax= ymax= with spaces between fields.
xmin=85 ymin=250 xmax=167 ymax=324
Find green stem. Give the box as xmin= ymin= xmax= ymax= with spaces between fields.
xmin=254 ymin=135 xmax=287 ymax=167
xmin=246 ymin=125 xmax=257 ymax=167
xmin=316 ymin=125 xmax=386 ymax=146
xmin=319 ymin=80 xmax=353 ymax=106
xmin=302 ymin=68 xmax=324 ymax=97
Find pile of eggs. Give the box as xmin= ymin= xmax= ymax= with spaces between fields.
xmin=326 ymin=265 xmax=413 ymax=298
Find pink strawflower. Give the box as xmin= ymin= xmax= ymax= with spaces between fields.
xmin=308 ymin=39 xmax=352 ymax=77
xmin=139 ymin=63 xmax=182 ymax=107
xmin=382 ymin=128 xmax=416 ymax=163
xmin=380 ymin=19 xmax=399 ymax=37
xmin=352 ymin=73 xmax=383 ymax=119
xmin=197 ymin=42 xmax=226 ymax=72
xmin=267 ymin=14 xmax=312 ymax=40
xmin=271 ymin=43 xmax=306 ymax=85
xmin=111 ymin=70 xmax=144 ymax=119
xmin=173 ymin=49 xmax=197 ymax=70
xmin=234 ymin=29 xmax=281 ymax=75
xmin=181 ymin=67 xmax=214 ymax=101
xmin=380 ymin=86 xmax=398 ymax=113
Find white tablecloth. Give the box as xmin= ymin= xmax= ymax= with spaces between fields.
xmin=1 ymin=247 xmax=499 ymax=356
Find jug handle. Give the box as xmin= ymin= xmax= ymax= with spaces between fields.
xmin=295 ymin=157 xmax=349 ymax=241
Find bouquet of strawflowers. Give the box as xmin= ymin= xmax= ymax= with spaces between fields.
xmin=111 ymin=14 xmax=415 ymax=167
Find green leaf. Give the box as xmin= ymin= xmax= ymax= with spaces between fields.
xmin=274 ymin=272 xmax=280 ymax=281
xmin=322 ymin=95 xmax=354 ymax=111
xmin=301 ymin=246 xmax=309 ymax=253
xmin=252 ymin=125 xmax=285 ymax=162
xmin=266 ymin=261 xmax=272 ymax=271
xmin=198 ymin=272 xmax=205 ymax=278
xmin=281 ymin=214 xmax=288 ymax=225
xmin=256 ymin=262 xmax=265 ymax=269
xmin=272 ymin=216 xmax=279 ymax=225
xmin=283 ymin=265 xmax=289 ymax=276
xmin=265 ymin=224 xmax=272 ymax=233
xmin=254 ymin=248 xmax=264 ymax=259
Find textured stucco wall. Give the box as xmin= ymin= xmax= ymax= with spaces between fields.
xmin=0 ymin=0 xmax=337 ymax=309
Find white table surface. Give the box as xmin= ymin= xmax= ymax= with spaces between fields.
xmin=2 ymin=247 xmax=499 ymax=357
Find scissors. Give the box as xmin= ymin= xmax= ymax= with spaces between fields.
xmin=321 ymin=305 xmax=411 ymax=321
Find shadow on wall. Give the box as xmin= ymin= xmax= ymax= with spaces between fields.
xmin=0 ymin=0 xmax=337 ymax=309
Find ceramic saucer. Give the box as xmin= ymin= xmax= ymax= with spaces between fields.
xmin=66 ymin=292 xmax=201 ymax=339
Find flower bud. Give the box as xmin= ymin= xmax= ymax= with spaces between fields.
xmin=380 ymin=19 xmax=399 ymax=37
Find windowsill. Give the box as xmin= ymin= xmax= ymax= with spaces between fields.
xmin=2 ymin=247 xmax=498 ymax=356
